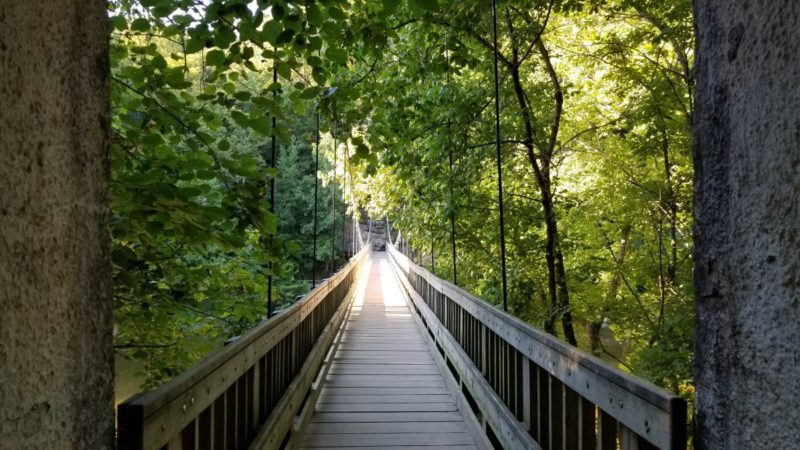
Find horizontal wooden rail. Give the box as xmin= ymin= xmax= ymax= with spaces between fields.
xmin=387 ymin=244 xmax=686 ymax=450
xmin=117 ymin=247 xmax=370 ymax=450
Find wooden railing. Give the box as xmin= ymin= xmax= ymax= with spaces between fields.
xmin=387 ymin=244 xmax=687 ymax=450
xmin=117 ymin=247 xmax=370 ymax=450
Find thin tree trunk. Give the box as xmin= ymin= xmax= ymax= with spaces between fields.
xmin=590 ymin=225 xmax=631 ymax=355
xmin=502 ymin=16 xmax=577 ymax=345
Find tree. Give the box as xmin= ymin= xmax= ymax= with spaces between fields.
xmin=0 ymin=2 xmax=113 ymax=448
xmin=693 ymin=1 xmax=800 ymax=447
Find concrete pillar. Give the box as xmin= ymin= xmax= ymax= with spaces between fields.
xmin=0 ymin=1 xmax=113 ymax=448
xmin=693 ymin=1 xmax=800 ymax=448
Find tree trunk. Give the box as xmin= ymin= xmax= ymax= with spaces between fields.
xmin=0 ymin=2 xmax=113 ymax=448
xmin=590 ymin=225 xmax=631 ymax=355
xmin=693 ymin=1 xmax=800 ymax=447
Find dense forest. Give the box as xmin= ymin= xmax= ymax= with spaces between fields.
xmin=109 ymin=0 xmax=695 ymax=408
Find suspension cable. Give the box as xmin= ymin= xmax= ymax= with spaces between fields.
xmin=492 ymin=0 xmax=509 ymax=311
xmin=342 ymin=142 xmax=350 ymax=257
xmin=267 ymin=61 xmax=278 ymax=317
xmin=312 ymin=106 xmax=320 ymax=288
xmin=331 ymin=120 xmax=337 ymax=270
xmin=445 ymin=36 xmax=458 ymax=285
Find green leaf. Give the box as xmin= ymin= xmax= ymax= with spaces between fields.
xmin=299 ymin=87 xmax=319 ymax=100
xmin=231 ymin=110 xmax=250 ymax=128
xmin=164 ymin=68 xmax=188 ymax=88
xmin=271 ymin=4 xmax=285 ymax=20
xmin=307 ymin=4 xmax=325 ymax=26
xmin=276 ymin=29 xmax=295 ymax=45
xmin=185 ymin=38 xmax=205 ymax=54
xmin=260 ymin=20 xmax=282 ymax=45
xmin=325 ymin=48 xmax=348 ymax=65
xmin=249 ymin=113 xmax=272 ymax=136
xmin=327 ymin=7 xmax=346 ymax=21
xmin=276 ymin=62 xmax=292 ymax=80
xmin=131 ymin=18 xmax=151 ymax=32
xmin=382 ymin=0 xmax=402 ymax=14
xmin=110 ymin=15 xmax=127 ymax=31
xmin=214 ymin=26 xmax=237 ymax=48
xmin=151 ymin=55 xmax=167 ymax=71
xmin=205 ymin=49 xmax=225 ymax=66
xmin=412 ymin=0 xmax=439 ymax=12
xmin=312 ymin=66 xmax=327 ymax=85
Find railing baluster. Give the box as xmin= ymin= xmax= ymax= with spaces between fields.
xmin=550 ymin=375 xmax=564 ymax=450
xmin=564 ymin=385 xmax=580 ymax=450
xmin=183 ymin=419 xmax=197 ymax=450
xmin=599 ymin=409 xmax=618 ymax=450
xmin=198 ymin=407 xmax=211 ymax=450
xmin=579 ymin=398 xmax=597 ymax=450
xmin=538 ymin=366 xmax=550 ymax=448
xmin=225 ymin=385 xmax=236 ymax=450
xmin=212 ymin=396 xmax=225 ymax=450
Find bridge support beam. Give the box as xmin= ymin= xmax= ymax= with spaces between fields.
xmin=0 ymin=2 xmax=113 ymax=448
xmin=694 ymin=1 xmax=800 ymax=448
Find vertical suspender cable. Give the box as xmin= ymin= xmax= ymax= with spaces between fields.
xmin=492 ymin=0 xmax=509 ymax=311
xmin=431 ymin=223 xmax=436 ymax=274
xmin=312 ymin=107 xmax=320 ymax=288
xmin=267 ymin=61 xmax=278 ymax=317
xmin=386 ymin=216 xmax=391 ymax=245
xmin=342 ymin=144 xmax=349 ymax=257
xmin=347 ymin=150 xmax=356 ymax=254
xmin=331 ymin=120 xmax=337 ymax=270
xmin=445 ymin=38 xmax=457 ymax=285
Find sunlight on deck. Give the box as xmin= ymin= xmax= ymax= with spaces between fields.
xmin=299 ymin=253 xmax=481 ymax=449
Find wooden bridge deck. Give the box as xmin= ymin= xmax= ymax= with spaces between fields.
xmin=299 ymin=254 xmax=481 ymax=449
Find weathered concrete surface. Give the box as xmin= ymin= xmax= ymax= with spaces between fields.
xmin=0 ymin=2 xmax=113 ymax=449
xmin=693 ymin=1 xmax=800 ymax=448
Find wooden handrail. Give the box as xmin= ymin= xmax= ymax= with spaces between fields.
xmin=117 ymin=247 xmax=370 ymax=450
xmin=387 ymin=244 xmax=686 ymax=450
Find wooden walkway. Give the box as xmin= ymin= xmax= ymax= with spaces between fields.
xmin=299 ymin=254 xmax=481 ymax=449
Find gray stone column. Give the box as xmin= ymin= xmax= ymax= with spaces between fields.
xmin=693 ymin=1 xmax=800 ymax=448
xmin=0 ymin=1 xmax=113 ymax=448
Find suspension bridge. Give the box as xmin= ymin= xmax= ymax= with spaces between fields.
xmin=117 ymin=221 xmax=686 ymax=450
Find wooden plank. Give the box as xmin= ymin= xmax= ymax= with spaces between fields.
xmin=305 ymin=421 xmax=468 ymax=434
xmin=336 ymin=343 xmax=430 ymax=351
xmin=322 ymin=379 xmax=446 ymax=388
xmin=325 ymin=374 xmax=443 ymax=382
xmin=318 ymin=387 xmax=450 ymax=396
xmin=328 ymin=364 xmax=439 ymax=374
xmin=301 ymin=432 xmax=475 ymax=447
xmin=317 ymin=394 xmax=454 ymax=404
xmin=301 ymin=446 xmax=478 ymax=450
xmin=309 ymin=412 xmax=465 ymax=423
xmin=315 ymin=402 xmax=458 ymax=413
xmin=331 ymin=350 xmax=433 ymax=358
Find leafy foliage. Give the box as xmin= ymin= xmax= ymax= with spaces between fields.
xmin=109 ymin=0 xmax=696 ymax=404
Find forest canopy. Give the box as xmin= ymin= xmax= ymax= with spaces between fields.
xmin=109 ymin=0 xmax=695 ymax=404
